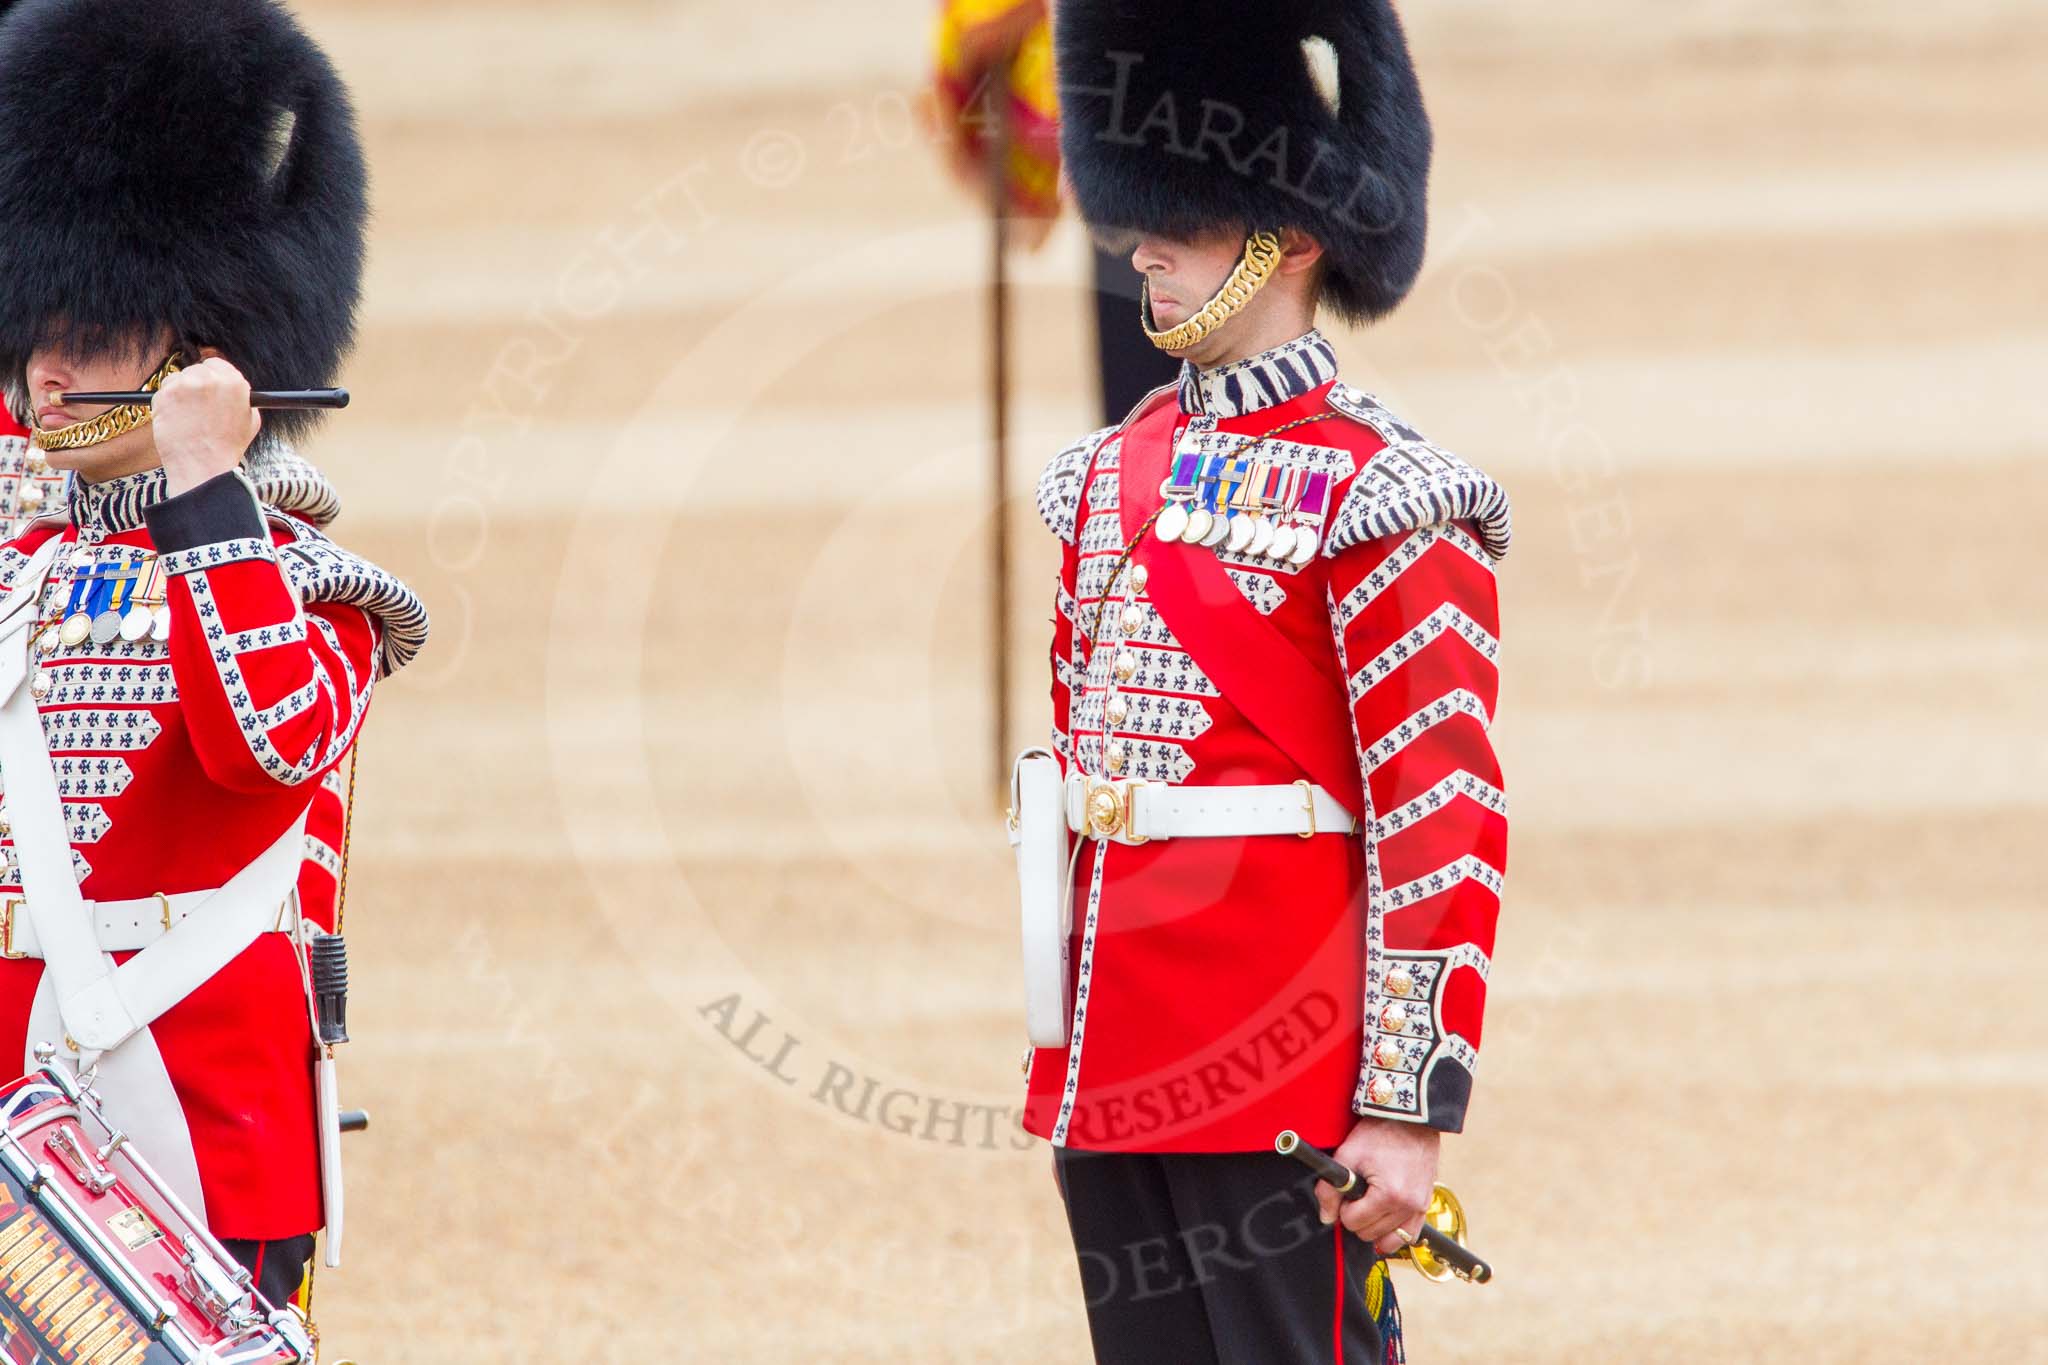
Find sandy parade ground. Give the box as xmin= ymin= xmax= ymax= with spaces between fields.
xmin=277 ymin=1 xmax=2048 ymax=1359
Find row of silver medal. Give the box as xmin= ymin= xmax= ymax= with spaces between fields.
xmin=29 ymin=597 xmax=168 ymax=694
xmin=37 ymin=557 xmax=170 ymax=651
xmin=1154 ymin=489 xmax=1324 ymax=565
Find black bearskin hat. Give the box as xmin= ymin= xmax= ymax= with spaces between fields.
xmin=1056 ymin=0 xmax=1431 ymax=324
xmin=0 ymin=0 xmax=368 ymax=445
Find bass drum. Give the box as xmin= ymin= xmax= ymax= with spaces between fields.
xmin=0 ymin=1061 xmax=314 ymax=1364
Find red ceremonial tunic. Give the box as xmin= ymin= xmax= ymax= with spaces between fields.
xmin=1021 ymin=331 xmax=1512 ymax=1152
xmin=0 ymin=463 xmax=425 ymax=1239
xmin=0 ymin=435 xmax=356 ymax=936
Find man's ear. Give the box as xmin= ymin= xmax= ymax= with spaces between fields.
xmin=1275 ymin=227 xmax=1326 ymax=277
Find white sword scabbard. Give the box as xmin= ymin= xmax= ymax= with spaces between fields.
xmin=1010 ymin=748 xmax=1074 ymax=1047
xmin=316 ymin=1046 xmax=344 ymax=1266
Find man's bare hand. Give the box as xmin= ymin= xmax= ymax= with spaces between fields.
xmin=1312 ymin=1114 xmax=1438 ymax=1255
xmin=153 ymin=350 xmax=260 ymax=495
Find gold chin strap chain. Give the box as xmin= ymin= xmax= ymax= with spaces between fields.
xmin=1141 ymin=230 xmax=1284 ymax=353
xmin=29 ymin=351 xmax=182 ymax=453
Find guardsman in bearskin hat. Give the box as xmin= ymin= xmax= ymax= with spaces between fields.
xmin=0 ymin=0 xmax=426 ymax=1313
xmin=1013 ymin=2 xmax=1510 ymax=1358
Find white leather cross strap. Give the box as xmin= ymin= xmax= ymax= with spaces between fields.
xmin=1064 ymin=773 xmax=1357 ymax=846
xmin=0 ymin=536 xmax=61 ymax=690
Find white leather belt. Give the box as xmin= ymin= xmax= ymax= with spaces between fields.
xmin=1064 ymin=773 xmax=1357 ymax=846
xmin=0 ymin=889 xmax=286 ymax=960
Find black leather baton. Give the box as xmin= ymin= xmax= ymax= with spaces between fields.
xmin=51 ymin=387 xmax=350 ymax=410
xmin=1274 ymin=1129 xmax=1493 ymax=1284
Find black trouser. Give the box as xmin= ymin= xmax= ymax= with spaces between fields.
xmin=1054 ymin=1149 xmax=1403 ymax=1365
xmin=220 ymin=1233 xmax=315 ymax=1309
xmin=1092 ymin=245 xmax=1182 ymax=427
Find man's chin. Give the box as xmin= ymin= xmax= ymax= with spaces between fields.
xmin=1147 ymin=306 xmax=1198 ymax=352
xmin=39 ymin=432 xmax=153 ymax=479
xmin=1149 ymin=300 xmax=1231 ymax=348
xmin=37 ymin=447 xmax=89 ymax=475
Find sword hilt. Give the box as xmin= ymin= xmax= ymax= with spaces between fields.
xmin=309 ymin=932 xmax=350 ymax=1047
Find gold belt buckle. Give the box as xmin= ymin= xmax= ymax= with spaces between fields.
xmin=1084 ymin=779 xmax=1147 ymax=844
xmin=1 ymin=897 xmax=27 ymax=959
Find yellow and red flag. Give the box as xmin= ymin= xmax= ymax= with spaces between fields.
xmin=931 ymin=0 xmax=1062 ymax=230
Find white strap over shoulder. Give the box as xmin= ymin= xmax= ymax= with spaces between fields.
xmin=0 ymin=537 xmax=118 ymax=1040
xmin=0 ymin=535 xmax=63 ymax=698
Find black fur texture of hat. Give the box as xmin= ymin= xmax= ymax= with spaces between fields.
xmin=1057 ymin=0 xmax=1432 ymax=324
xmin=0 ymin=0 xmax=368 ymax=444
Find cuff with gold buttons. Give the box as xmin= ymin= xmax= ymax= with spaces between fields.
xmin=1352 ymin=947 xmax=1481 ymax=1133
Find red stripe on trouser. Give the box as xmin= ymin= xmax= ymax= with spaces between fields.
xmin=1331 ymin=1223 xmax=1345 ymax=1364
xmin=251 ymin=1240 xmax=267 ymax=1286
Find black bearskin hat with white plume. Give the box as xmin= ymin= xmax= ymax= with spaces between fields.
xmin=0 ymin=0 xmax=367 ymax=445
xmin=1056 ymin=0 xmax=1432 ymax=324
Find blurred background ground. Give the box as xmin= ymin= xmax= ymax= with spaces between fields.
xmin=302 ymin=1 xmax=2047 ymax=1359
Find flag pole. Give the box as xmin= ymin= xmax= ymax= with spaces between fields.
xmin=989 ymin=100 xmax=1013 ymax=800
